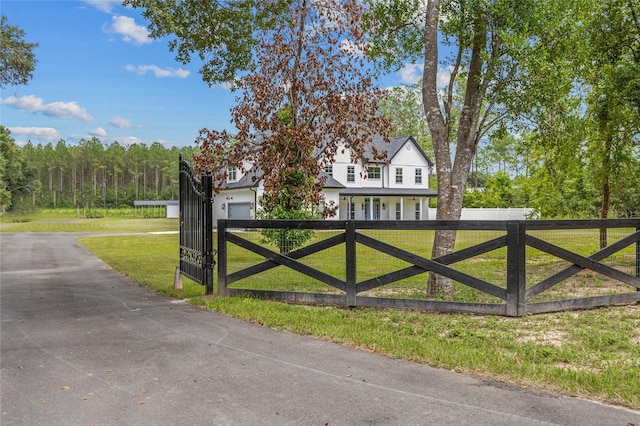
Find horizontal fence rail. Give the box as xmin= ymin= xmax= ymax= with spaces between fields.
xmin=216 ymin=219 xmax=640 ymax=317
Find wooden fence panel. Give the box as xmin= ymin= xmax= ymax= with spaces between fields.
xmin=214 ymin=219 xmax=640 ymax=316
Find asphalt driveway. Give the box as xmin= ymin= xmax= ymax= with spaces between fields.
xmin=1 ymin=232 xmax=639 ymax=425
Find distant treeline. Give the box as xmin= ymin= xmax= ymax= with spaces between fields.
xmin=3 ymin=130 xmax=638 ymax=218
xmin=17 ymin=137 xmax=199 ymax=211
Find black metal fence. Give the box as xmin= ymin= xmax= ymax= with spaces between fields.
xmin=216 ymin=218 xmax=640 ymax=317
xmin=178 ymin=156 xmax=215 ymax=294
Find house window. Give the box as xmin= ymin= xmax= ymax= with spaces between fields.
xmin=349 ymin=200 xmax=355 ymax=219
xmin=395 ymin=168 xmax=403 ymax=183
xmin=347 ymin=166 xmax=355 ymax=183
xmin=415 ymin=168 xmax=422 ymax=184
xmin=395 ymin=202 xmax=401 ymax=220
xmin=367 ymin=166 xmax=381 ymax=180
xmin=227 ymin=167 xmax=237 ymax=182
xmin=415 ymin=202 xmax=421 ymax=220
xmin=324 ymin=165 xmax=333 ymax=177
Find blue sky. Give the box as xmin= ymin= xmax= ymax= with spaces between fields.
xmin=1 ymin=0 xmax=426 ymax=148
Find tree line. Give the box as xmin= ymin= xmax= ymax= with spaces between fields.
xmin=0 ymin=126 xmax=198 ymax=213
xmin=3 ymin=119 xmax=638 ymax=218
xmin=380 ymin=85 xmax=640 ymax=220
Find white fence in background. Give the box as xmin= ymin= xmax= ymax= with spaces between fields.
xmin=426 ymin=208 xmax=538 ymax=221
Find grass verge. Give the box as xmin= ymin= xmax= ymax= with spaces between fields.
xmin=0 ymin=214 xmax=179 ymax=233
xmin=77 ymin=232 xmax=640 ymax=410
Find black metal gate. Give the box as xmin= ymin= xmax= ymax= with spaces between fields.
xmin=179 ymin=155 xmax=214 ymax=294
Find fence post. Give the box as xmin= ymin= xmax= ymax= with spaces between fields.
xmin=345 ymin=221 xmax=357 ymax=307
xmin=202 ymin=172 xmax=214 ymax=295
xmin=636 ymin=225 xmax=639 ymax=303
xmin=506 ymin=221 xmax=526 ymax=317
xmin=217 ymin=219 xmax=228 ymax=296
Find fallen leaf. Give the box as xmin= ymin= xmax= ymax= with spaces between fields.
xmin=61 ymin=385 xmax=71 ymax=391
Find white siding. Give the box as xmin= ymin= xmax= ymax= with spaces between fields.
xmin=388 ymin=142 xmax=431 ymax=190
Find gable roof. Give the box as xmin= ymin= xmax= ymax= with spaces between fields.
xmin=365 ymin=135 xmax=434 ymax=167
xmin=221 ymin=167 xmax=344 ymax=190
xmin=218 ymin=134 xmax=433 ymax=190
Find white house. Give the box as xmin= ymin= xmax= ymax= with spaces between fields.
xmin=212 ymin=135 xmax=437 ymax=221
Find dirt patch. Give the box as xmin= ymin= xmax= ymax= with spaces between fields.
xmin=515 ymin=329 xmax=569 ymax=347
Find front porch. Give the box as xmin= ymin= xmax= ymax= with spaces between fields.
xmin=337 ymin=188 xmax=437 ymax=221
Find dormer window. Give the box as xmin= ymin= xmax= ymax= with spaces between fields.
xmin=227 ymin=166 xmax=238 ymax=182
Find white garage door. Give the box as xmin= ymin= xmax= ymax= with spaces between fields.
xmin=228 ymin=202 xmax=251 ymax=220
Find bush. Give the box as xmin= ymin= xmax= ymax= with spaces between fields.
xmin=258 ymin=205 xmax=317 ymax=254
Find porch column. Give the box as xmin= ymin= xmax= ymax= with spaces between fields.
xmin=400 ymin=197 xmax=404 ymax=220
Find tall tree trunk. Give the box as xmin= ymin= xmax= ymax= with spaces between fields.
xmin=422 ymin=0 xmax=487 ymax=298
xmin=72 ymin=162 xmax=77 ymax=207
xmin=102 ymin=170 xmax=107 ymax=208
xmin=155 ymin=166 xmax=159 ymax=198
xmin=134 ymin=166 xmax=139 ymax=200
xmin=114 ymin=167 xmax=119 ymax=206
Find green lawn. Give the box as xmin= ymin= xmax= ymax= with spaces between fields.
xmin=0 ymin=214 xmax=179 ymax=233
xmin=74 ymin=225 xmax=640 ymax=410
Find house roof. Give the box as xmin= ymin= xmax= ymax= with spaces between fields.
xmin=365 ymin=135 xmax=434 ymax=167
xmin=218 ymin=134 xmax=434 ymax=191
xmin=221 ymin=168 xmax=344 ymax=190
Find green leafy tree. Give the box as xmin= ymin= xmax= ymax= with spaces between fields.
xmin=18 ymin=141 xmax=43 ymax=208
xmin=463 ymin=171 xmax=514 ymax=208
xmin=125 ymin=143 xmax=148 ymax=200
xmin=379 ymin=85 xmax=433 ymax=158
xmin=0 ymin=127 xmax=35 ymax=212
xmin=580 ymin=0 xmax=640 ymax=244
xmin=148 ymin=141 xmax=165 ymax=198
xmin=124 ymin=0 xmax=291 ymax=85
xmin=0 ymin=15 xmax=38 ymax=88
xmin=519 ymin=0 xmax=639 ymax=225
xmin=367 ymin=0 xmax=576 ymax=298
xmin=105 ymin=142 xmax=126 ymax=206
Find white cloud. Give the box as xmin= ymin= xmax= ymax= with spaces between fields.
xmin=397 ymin=63 xmax=453 ymax=89
xmin=1 ymin=95 xmax=93 ymax=121
xmin=8 ymin=127 xmax=61 ymax=143
xmin=109 ymin=116 xmax=139 ymax=128
xmin=119 ymin=136 xmax=144 ymax=145
xmin=90 ymin=127 xmax=108 ymax=137
xmin=437 ymin=66 xmax=453 ymax=89
xmin=125 ymin=64 xmax=190 ymax=78
xmin=83 ymin=0 xmax=120 ymax=13
xmin=398 ymin=63 xmax=423 ymax=86
xmin=219 ymin=80 xmax=239 ymax=91
xmin=109 ymin=15 xmax=151 ymax=45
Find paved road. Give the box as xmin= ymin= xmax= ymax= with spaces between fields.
xmin=1 ymin=233 xmax=639 ymax=426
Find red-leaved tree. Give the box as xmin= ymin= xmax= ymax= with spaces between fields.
xmin=193 ymin=0 xmax=390 ymax=221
